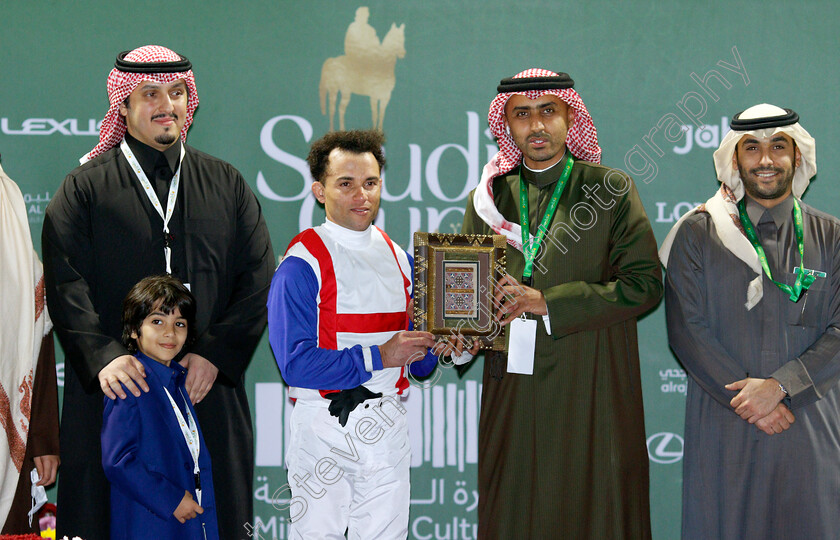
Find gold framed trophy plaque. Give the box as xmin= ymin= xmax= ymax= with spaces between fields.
xmin=413 ymin=232 xmax=506 ymax=351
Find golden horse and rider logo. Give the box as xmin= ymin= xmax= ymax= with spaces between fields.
xmin=320 ymin=7 xmax=405 ymax=131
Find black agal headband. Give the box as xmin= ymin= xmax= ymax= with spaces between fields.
xmin=115 ymin=50 xmax=192 ymax=73
xmin=497 ymin=72 xmax=574 ymax=93
xmin=730 ymin=108 xmax=798 ymax=130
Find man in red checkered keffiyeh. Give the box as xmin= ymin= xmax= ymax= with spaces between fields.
xmin=471 ymin=68 xmax=605 ymax=250
xmin=44 ymin=45 xmax=274 ymax=540
xmin=489 ymin=68 xmax=601 ymax=173
xmin=82 ymin=45 xmax=199 ymax=163
xmin=460 ymin=69 xmax=661 ymax=539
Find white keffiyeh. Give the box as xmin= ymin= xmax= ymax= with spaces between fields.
xmin=659 ymin=103 xmax=817 ymax=310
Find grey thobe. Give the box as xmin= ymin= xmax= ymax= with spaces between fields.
xmin=665 ymin=195 xmax=840 ymax=540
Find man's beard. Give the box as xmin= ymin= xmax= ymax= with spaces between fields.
xmin=155 ymin=132 xmax=178 ymax=147
xmin=739 ymin=163 xmax=795 ymax=201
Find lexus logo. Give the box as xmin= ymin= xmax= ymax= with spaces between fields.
xmin=646 ymin=432 xmax=684 ymax=464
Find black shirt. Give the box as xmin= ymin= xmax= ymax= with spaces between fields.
xmin=123 ymin=132 xmax=188 ymax=280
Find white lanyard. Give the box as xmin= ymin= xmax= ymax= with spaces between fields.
xmin=163 ymin=386 xmax=202 ymax=506
xmin=121 ymin=139 xmax=186 ymax=274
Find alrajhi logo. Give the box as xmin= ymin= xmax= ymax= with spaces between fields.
xmin=646 ymin=432 xmax=684 ymax=464
xmin=1 ymin=118 xmax=101 ymax=136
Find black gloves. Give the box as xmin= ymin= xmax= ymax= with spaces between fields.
xmin=325 ymin=385 xmax=383 ymax=427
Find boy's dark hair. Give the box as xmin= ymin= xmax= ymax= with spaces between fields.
xmin=121 ymin=274 xmax=197 ymax=353
xmin=306 ymin=130 xmax=386 ymax=183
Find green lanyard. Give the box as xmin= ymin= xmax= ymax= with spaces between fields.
xmin=737 ymin=198 xmax=814 ymax=302
xmin=519 ymin=154 xmax=574 ymax=286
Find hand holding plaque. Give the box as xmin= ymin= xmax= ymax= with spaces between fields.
xmin=379 ymin=330 xmax=437 ymax=367
xmin=493 ymin=273 xmax=548 ymax=326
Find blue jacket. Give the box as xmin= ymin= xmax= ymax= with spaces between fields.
xmin=101 ymin=352 xmax=218 ymax=539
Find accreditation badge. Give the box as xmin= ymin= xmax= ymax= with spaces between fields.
xmin=507 ymin=315 xmax=536 ymax=375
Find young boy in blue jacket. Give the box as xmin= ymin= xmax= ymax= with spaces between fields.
xmin=101 ymin=275 xmax=218 ymax=539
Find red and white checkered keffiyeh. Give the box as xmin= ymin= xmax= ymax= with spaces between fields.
xmin=81 ymin=45 xmax=199 ymax=163
xmin=474 ymin=68 xmax=602 ymax=251
xmin=488 ymin=68 xmax=601 ymax=173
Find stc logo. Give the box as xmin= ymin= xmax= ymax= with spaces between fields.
xmin=646 ymin=432 xmax=684 ymax=464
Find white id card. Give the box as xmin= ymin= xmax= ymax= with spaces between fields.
xmin=507 ymin=316 xmax=536 ymax=375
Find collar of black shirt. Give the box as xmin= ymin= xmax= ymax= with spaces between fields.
xmin=124 ymin=131 xmax=182 ymax=179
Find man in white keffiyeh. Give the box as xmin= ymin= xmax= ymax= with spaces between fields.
xmin=664 ymin=104 xmax=840 ymax=540
xmin=461 ymin=68 xmax=661 ymax=539
xmin=660 ymin=103 xmax=816 ymax=309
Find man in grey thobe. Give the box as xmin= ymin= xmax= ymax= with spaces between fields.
xmin=662 ymin=104 xmax=840 ymax=540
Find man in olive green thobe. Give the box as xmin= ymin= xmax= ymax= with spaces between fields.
xmin=461 ymin=68 xmax=661 ymax=539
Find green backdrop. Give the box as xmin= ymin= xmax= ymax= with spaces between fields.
xmin=3 ymin=1 xmax=839 ymax=538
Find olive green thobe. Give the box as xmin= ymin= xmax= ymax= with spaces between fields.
xmin=462 ymin=158 xmax=661 ymax=539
